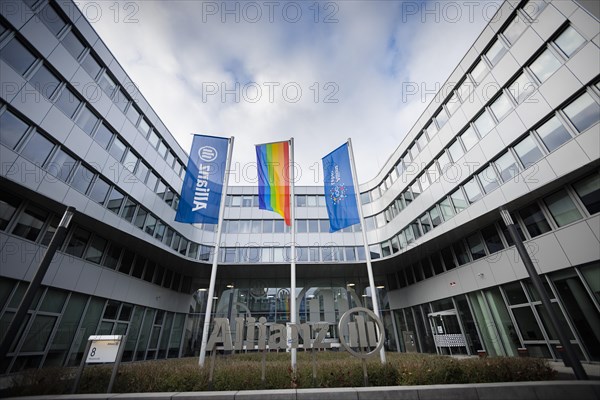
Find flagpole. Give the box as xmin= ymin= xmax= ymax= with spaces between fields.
xmin=289 ymin=137 xmax=297 ymax=373
xmin=199 ymin=136 xmax=235 ymax=367
xmin=347 ymin=138 xmax=386 ymax=364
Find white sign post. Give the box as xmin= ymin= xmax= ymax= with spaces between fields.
xmin=72 ymin=335 xmax=126 ymax=394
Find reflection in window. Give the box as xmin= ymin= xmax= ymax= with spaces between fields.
xmin=471 ymin=59 xmax=489 ymax=84
xmin=109 ymin=137 xmax=126 ymax=162
xmin=514 ymin=135 xmax=543 ymax=168
xmin=554 ymin=26 xmax=586 ymax=58
xmin=71 ymin=164 xmax=94 ymax=194
xmin=437 ymin=151 xmax=451 ymax=173
xmin=106 ymin=188 xmax=125 ymax=214
xmin=503 ymin=14 xmax=527 ymax=45
xmin=12 ymin=205 xmax=47 ymax=241
xmin=30 ymin=65 xmax=60 ymax=99
xmin=573 ymin=174 xmax=600 ymax=215
xmin=88 ymin=177 xmax=110 ymax=205
xmin=434 ymin=109 xmax=448 ymax=128
xmin=529 ymin=49 xmax=561 ymax=83
xmin=450 ymin=189 xmax=468 ymax=212
xmin=0 ymin=39 xmax=36 ymax=75
xmin=457 ymin=78 xmax=474 ymax=102
xmin=463 ymin=178 xmax=483 ymax=203
xmin=84 ymin=235 xmax=107 ymax=264
xmin=75 ymin=106 xmax=98 ymax=136
xmin=490 ymin=94 xmax=513 ymax=121
xmin=485 ymin=40 xmax=506 ymax=66
xmin=93 ymin=123 xmax=113 ymax=149
xmin=536 ymin=116 xmax=571 ymax=152
xmin=61 ymin=31 xmax=85 ymax=59
xmin=38 ymin=3 xmax=66 ymax=35
xmin=48 ymin=148 xmax=76 ymax=182
xmin=509 ymin=73 xmax=536 ymax=104
xmin=495 ymin=151 xmax=520 ymax=182
xmin=474 ymin=110 xmax=495 ymax=137
xmin=563 ymin=92 xmax=600 ymax=133
xmin=54 ymin=87 xmax=81 ymax=118
xmin=21 ymin=131 xmax=54 ymax=166
xmin=0 ymin=110 xmax=29 ymax=150
xmin=446 ymin=93 xmax=460 ymax=115
xmin=98 ymin=72 xmax=116 ymax=97
xmin=478 ymin=165 xmax=500 ymax=194
xmin=0 ymin=193 xmax=20 ymax=231
xmin=460 ymin=127 xmax=479 ymax=151
xmin=448 ymin=140 xmax=464 ymax=162
xmin=544 ymin=190 xmax=582 ymax=227
xmin=65 ymin=227 xmax=91 ymax=258
xmin=81 ymin=54 xmax=101 ymax=79
xmin=519 ymin=203 xmax=551 ymax=237
xmin=439 ymin=197 xmax=455 ymax=220
xmin=481 ymin=224 xmax=504 ymax=254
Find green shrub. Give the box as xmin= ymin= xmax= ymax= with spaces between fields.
xmin=4 ymin=352 xmax=557 ymax=395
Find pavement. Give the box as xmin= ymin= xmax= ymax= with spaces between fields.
xmin=548 ymin=360 xmax=600 ymax=380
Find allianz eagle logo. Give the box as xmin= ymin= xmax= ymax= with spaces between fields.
xmin=329 ymin=164 xmax=347 ymax=205
xmin=192 ymin=146 xmax=218 ymax=212
xmin=206 ymin=307 xmax=384 ymax=359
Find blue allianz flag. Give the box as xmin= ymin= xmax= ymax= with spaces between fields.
xmin=322 ymin=143 xmax=360 ymax=232
xmin=175 ymin=134 xmax=229 ymax=224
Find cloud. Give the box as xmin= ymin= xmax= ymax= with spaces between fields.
xmin=79 ymin=0 xmax=499 ymax=185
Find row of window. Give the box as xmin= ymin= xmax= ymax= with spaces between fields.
xmin=390 ymin=173 xmax=599 ymax=288
xmin=223 ymin=218 xmax=361 ymax=234
xmin=29 ymin=0 xmax=188 ymax=178
xmin=364 ymin=83 xmax=599 ymax=242
xmin=0 ymin=8 xmax=183 ymax=213
xmin=0 ymin=279 xmax=185 ymax=373
xmin=226 ymin=194 xmax=326 ymax=208
xmin=0 ymin=191 xmax=199 ymax=292
xmin=361 ymin=0 xmax=586 ymax=207
xmin=219 ymin=245 xmax=368 ymax=264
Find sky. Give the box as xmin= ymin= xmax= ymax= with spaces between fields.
xmin=77 ymin=0 xmax=502 ymax=186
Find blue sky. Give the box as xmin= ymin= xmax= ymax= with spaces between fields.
xmin=79 ymin=0 xmax=502 ymax=185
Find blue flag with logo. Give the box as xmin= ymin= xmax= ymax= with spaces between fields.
xmin=322 ymin=143 xmax=360 ymax=232
xmin=175 ymin=134 xmax=229 ymax=224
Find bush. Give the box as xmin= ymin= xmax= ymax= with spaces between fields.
xmin=4 ymin=352 xmax=557 ymax=396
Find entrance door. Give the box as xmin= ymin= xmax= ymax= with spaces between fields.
xmin=428 ymin=310 xmax=468 ymax=355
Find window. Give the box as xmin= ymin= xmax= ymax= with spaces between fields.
xmin=148 ymin=130 xmax=160 ymax=148
xmin=450 ymin=189 xmax=468 ymax=212
xmin=0 ymin=193 xmax=20 ymax=230
xmin=509 ymin=73 xmax=535 ymax=104
xmin=463 ymin=178 xmax=482 ymax=203
xmin=1 ymin=39 xmax=36 ymax=75
xmin=434 ymin=109 xmax=448 ymax=128
xmin=419 ymin=172 xmax=430 ymax=192
xmin=166 ymin=151 xmax=175 ymax=168
xmin=437 ymin=151 xmax=451 ymax=173
xmin=308 ymin=219 xmax=319 ymax=233
xmin=93 ymin=123 xmax=113 ymax=149
xmin=81 ymin=54 xmax=101 ymax=78
xmin=446 ymin=93 xmax=460 ymax=115
xmin=441 ymin=247 xmax=457 ymax=270
xmin=71 ymin=164 xmax=94 ymax=194
xmin=439 ymin=197 xmax=455 ymax=220
xmin=429 ymin=205 xmax=442 ymax=227
xmin=307 ymin=195 xmax=318 ymax=207
xmin=481 ymin=224 xmax=504 ymax=254
xmin=75 ymin=106 xmax=98 ymax=135
xmin=98 ymin=72 xmax=116 ymax=97
xmin=490 ymin=93 xmax=513 ymax=121
xmin=411 ymin=181 xmax=421 ymax=199
xmin=519 ymin=203 xmax=551 ymax=237
xmin=65 ymin=227 xmax=90 ymax=258
xmin=485 ymin=39 xmax=506 ymax=66
xmin=30 ymin=65 xmax=60 ymax=99
xmin=415 ymin=133 xmax=427 ymax=152
xmin=136 ymin=162 xmax=149 ymax=183
xmin=478 ymin=165 xmax=500 ymax=194
xmin=138 ymin=118 xmax=150 ymax=136
xmin=420 ymin=214 xmax=432 ymax=234
xmin=154 ymin=221 xmax=165 ymax=241
xmin=457 ymin=77 xmax=473 ymax=102
xmin=0 ymin=110 xmax=29 ymax=149
xmin=84 ymin=235 xmax=107 ymax=264
xmin=448 ymin=140 xmax=464 ymax=162
xmin=460 ymin=126 xmax=479 ymax=151
xmin=134 ymin=208 xmax=148 ymax=229
xmin=466 ymin=234 xmax=486 ymax=260
xmin=38 ymin=3 xmax=66 ymax=35
xmin=126 ymin=104 xmax=140 ymax=124
xmin=121 ymin=198 xmax=137 ymax=222
xmin=454 ymin=241 xmax=471 ymax=265
xmin=106 ymin=187 xmax=125 ymax=214
xmin=103 ymin=243 xmax=122 ymax=269
xmin=544 ymin=190 xmax=582 ymax=227
xmin=157 ymin=141 xmax=168 ymax=158
xmin=494 ymin=151 xmax=520 ymax=182
xmin=503 ymin=14 xmax=527 ymax=45
xmin=296 ymin=195 xmax=306 ymax=207
xmin=48 ymin=148 xmax=76 ymax=182
xmin=12 ymin=205 xmax=47 ymax=241
xmin=473 ymin=110 xmax=495 ymax=137
xmin=61 ymin=31 xmax=85 ymax=59
xmin=529 ymin=49 xmax=561 ymax=83
xmin=563 ymin=92 xmax=600 ymax=133
xmin=536 ymin=116 xmax=571 ymax=152
xmin=573 ymin=174 xmax=600 ymax=215
xmin=21 ymin=131 xmax=54 ymax=166
xmin=514 ymin=135 xmax=543 ymax=167
xmin=554 ymin=26 xmax=586 ymax=58
xmin=114 ymin=89 xmax=129 ymax=112
xmin=319 ymin=219 xmax=330 ymax=233
xmin=144 ymin=214 xmax=157 ymax=236
xmin=89 ymin=177 xmax=110 ymax=205
xmin=296 ymin=219 xmax=307 ymax=233
xmin=119 ymin=250 xmax=134 ymax=274
xmin=470 ymin=59 xmax=489 ymax=84
xmin=109 ymin=137 xmax=127 ymax=162
xmin=54 ymin=87 xmax=81 ymax=118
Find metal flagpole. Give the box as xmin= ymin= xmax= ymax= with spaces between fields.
xmin=289 ymin=138 xmax=297 ymax=373
xmin=199 ymin=136 xmax=235 ymax=367
xmin=347 ymin=138 xmax=386 ymax=364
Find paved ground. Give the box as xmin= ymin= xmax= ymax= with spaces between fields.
xmin=548 ymin=360 xmax=600 ymax=380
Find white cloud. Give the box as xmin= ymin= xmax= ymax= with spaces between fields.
xmin=79 ymin=0 xmax=499 ymax=185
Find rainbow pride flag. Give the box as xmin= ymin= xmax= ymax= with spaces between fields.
xmin=256 ymin=141 xmax=291 ymax=226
